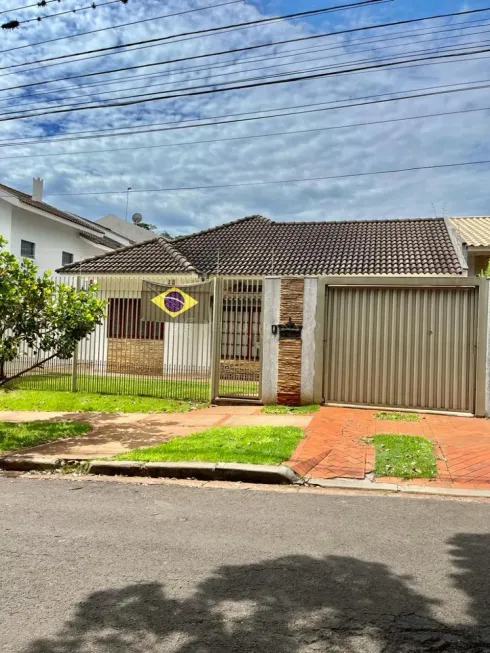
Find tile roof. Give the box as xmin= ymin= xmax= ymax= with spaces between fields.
xmin=79 ymin=232 xmax=125 ymax=250
xmin=0 ymin=182 xmax=104 ymax=234
xmin=58 ymin=215 xmax=463 ymax=276
xmin=449 ymin=216 xmax=490 ymax=247
xmin=57 ymin=237 xmax=196 ymax=274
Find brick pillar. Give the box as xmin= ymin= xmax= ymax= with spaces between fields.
xmin=277 ymin=278 xmax=304 ymax=405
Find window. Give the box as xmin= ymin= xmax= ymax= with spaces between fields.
xmin=107 ymin=298 xmax=164 ymax=340
xmin=62 ymin=251 xmax=74 ymax=266
xmin=20 ymin=240 xmax=35 ymax=259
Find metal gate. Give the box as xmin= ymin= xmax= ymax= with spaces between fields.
xmin=324 ymin=285 xmax=479 ymax=413
xmin=217 ymin=278 xmax=263 ymax=399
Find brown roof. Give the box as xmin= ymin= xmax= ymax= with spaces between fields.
xmin=57 ymin=237 xmax=196 ymax=274
xmin=449 ymin=216 xmax=490 ymax=247
xmin=57 ymin=215 xmax=463 ymax=276
xmin=79 ymin=232 xmax=125 ymax=250
xmin=0 ymin=182 xmax=104 ymax=234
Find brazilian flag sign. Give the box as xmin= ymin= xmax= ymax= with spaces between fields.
xmin=141 ymin=280 xmax=212 ymax=324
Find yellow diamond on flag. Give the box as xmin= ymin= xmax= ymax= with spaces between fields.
xmin=151 ymin=287 xmax=198 ymax=318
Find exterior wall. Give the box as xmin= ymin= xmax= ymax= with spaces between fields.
xmin=469 ymin=254 xmax=490 ymax=277
xmin=0 ymin=200 xmax=13 ymax=245
xmin=107 ymin=338 xmax=164 ymax=375
xmin=277 ymin=278 xmax=304 ymax=405
xmin=7 ymin=204 xmax=101 ymax=275
xmin=163 ymin=323 xmax=212 ymax=374
xmin=261 ymin=278 xmax=280 ymax=404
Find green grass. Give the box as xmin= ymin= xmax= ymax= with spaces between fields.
xmin=114 ymin=425 xmax=304 ymax=465
xmin=373 ymin=434 xmax=437 ymax=479
xmin=261 ymin=405 xmax=320 ymax=415
xmin=375 ymin=411 xmax=420 ymax=422
xmin=10 ymin=373 xmax=258 ymax=402
xmin=0 ymin=421 xmax=91 ymax=453
xmin=0 ymin=389 xmax=203 ymax=414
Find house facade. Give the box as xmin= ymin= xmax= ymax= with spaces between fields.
xmin=0 ymin=179 xmax=153 ymax=274
xmin=52 ymin=214 xmax=490 ymax=417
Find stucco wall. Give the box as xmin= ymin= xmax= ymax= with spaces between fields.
xmin=1 ymin=201 xmax=100 ymax=275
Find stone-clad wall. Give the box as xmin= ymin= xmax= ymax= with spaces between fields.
xmin=277 ymin=278 xmax=304 ymax=405
xmin=107 ymin=338 xmax=164 ymax=376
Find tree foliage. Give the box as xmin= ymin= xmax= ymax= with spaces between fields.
xmin=0 ymin=237 xmax=105 ymax=385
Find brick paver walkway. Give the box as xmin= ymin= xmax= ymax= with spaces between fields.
xmin=288 ymin=407 xmax=490 ymax=490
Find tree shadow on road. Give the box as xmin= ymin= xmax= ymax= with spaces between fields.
xmin=25 ymin=540 xmax=490 ymax=653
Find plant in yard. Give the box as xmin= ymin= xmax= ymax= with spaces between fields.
xmin=0 ymin=237 xmax=105 ymax=386
xmin=261 ymin=405 xmax=320 ymax=415
xmin=115 ymin=425 xmax=304 ymax=465
xmin=373 ymin=434 xmax=437 ymax=479
xmin=375 ymin=412 xmax=420 ymax=422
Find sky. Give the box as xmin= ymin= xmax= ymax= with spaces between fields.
xmin=0 ymin=0 xmax=489 ymax=235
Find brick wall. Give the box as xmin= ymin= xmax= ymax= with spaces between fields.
xmin=277 ymin=278 xmax=304 ymax=405
xmin=107 ymin=338 xmax=164 ymax=376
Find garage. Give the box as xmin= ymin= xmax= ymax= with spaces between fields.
xmin=323 ymin=284 xmax=480 ymax=413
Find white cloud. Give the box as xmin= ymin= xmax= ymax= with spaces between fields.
xmin=0 ymin=0 xmax=488 ymax=234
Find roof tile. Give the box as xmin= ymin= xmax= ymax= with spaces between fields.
xmin=57 ymin=215 xmax=463 ymax=276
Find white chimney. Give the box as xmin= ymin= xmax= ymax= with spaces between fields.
xmin=32 ymin=177 xmax=43 ymax=202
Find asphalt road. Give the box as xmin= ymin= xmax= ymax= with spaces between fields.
xmin=2 ymin=477 xmax=490 ymax=653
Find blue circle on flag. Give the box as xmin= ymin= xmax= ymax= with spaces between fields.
xmin=164 ymin=291 xmax=185 ymax=313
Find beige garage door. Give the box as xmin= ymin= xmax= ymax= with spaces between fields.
xmin=324 ymin=286 xmax=478 ymax=413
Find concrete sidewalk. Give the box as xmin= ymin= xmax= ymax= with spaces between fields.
xmin=0 ymin=406 xmax=313 ymax=459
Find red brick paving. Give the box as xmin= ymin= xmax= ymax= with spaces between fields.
xmin=287 ymin=406 xmax=490 ymax=491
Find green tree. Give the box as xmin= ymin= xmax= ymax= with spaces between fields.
xmin=0 ymin=237 xmax=105 ymax=386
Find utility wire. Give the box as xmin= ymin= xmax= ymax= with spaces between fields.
xmin=1 ymin=5 xmax=489 ymax=87
xmin=5 ymin=33 xmax=490 ymax=112
xmin=5 ymin=16 xmax=489 ymax=108
xmin=1 ymin=0 xmax=128 ymax=30
xmin=2 ymin=77 xmax=487 ymax=147
xmin=0 ymin=105 xmax=487 ymax=161
xmin=0 ymin=0 xmax=61 ymax=16
xmin=0 ymin=0 xmax=246 ymax=54
xmin=0 ymin=0 xmax=389 ymax=70
xmin=1 ymin=45 xmax=489 ymax=122
xmin=34 ymin=159 xmax=490 ymax=197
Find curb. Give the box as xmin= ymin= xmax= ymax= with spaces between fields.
xmin=306 ymin=477 xmax=490 ymax=499
xmin=0 ymin=456 xmax=299 ymax=485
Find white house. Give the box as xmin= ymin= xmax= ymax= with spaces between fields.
xmin=0 ymin=178 xmax=152 ymax=275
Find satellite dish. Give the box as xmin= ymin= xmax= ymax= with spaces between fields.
xmin=132 ymin=212 xmax=143 ymax=225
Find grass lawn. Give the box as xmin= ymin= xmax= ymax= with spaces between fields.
xmin=0 ymin=421 xmax=91 ymax=453
xmin=375 ymin=411 xmax=420 ymax=422
xmin=373 ymin=434 xmax=437 ymax=479
xmin=10 ymin=373 xmax=257 ymax=402
xmin=114 ymin=425 xmax=304 ymax=465
xmin=0 ymin=390 xmax=203 ymax=414
xmin=261 ymin=405 xmax=320 ymax=415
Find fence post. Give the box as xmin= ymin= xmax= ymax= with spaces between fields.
xmin=71 ymin=276 xmax=81 ymax=393
xmin=209 ymin=276 xmax=222 ymax=403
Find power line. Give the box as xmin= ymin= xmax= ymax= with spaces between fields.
xmin=36 ymin=159 xmax=490 ymax=197
xmin=7 ymin=13 xmax=489 ymax=106
xmin=0 ymin=0 xmax=246 ymax=55
xmin=1 ymin=78 xmax=487 ymax=148
xmin=5 ymin=24 xmax=490 ymax=111
xmin=0 ymin=0 xmax=389 ymax=71
xmin=1 ymin=45 xmax=489 ymax=123
xmin=5 ymin=33 xmax=490 ymax=114
xmin=0 ymin=105 xmax=487 ymax=161
xmin=0 ymin=0 xmax=61 ymax=17
xmin=1 ymin=0 xmax=128 ymax=30
xmin=2 ymin=6 xmax=489 ymax=88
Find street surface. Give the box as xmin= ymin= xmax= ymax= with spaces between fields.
xmin=1 ymin=476 xmax=490 ymax=652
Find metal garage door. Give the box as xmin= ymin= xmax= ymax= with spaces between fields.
xmin=324 ymin=286 xmax=478 ymax=413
